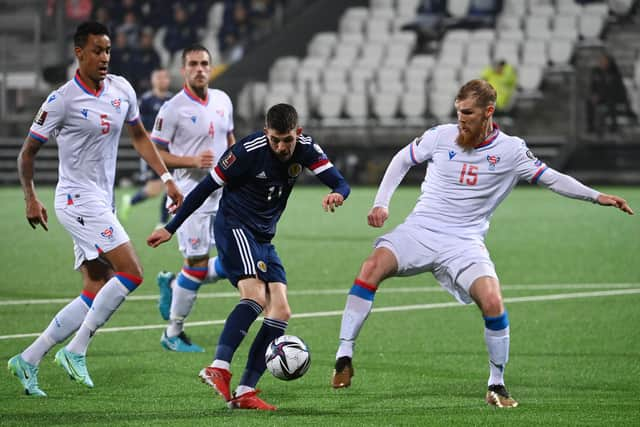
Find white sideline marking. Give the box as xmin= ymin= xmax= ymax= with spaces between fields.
xmin=1 ymin=282 xmax=638 ymax=306
xmin=0 ymin=288 xmax=638 ymax=341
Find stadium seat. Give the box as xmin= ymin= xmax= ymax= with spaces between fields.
xmin=466 ymin=40 xmax=491 ymax=67
xmin=397 ymin=0 xmax=421 ymax=19
xmin=529 ymin=3 xmax=555 ymax=17
xmin=317 ymin=92 xmax=344 ymax=120
xmin=579 ymin=13 xmax=605 ymax=41
xmin=366 ymin=18 xmax=392 ymax=43
xmin=349 ymin=67 xmax=375 ymax=93
xmin=473 ymin=29 xmax=496 ymax=43
xmin=333 ymin=43 xmax=360 ymax=66
xmin=518 ymin=64 xmax=544 ymax=92
xmin=501 ymin=0 xmax=527 ymax=17
xmin=521 ymin=40 xmax=548 ymax=67
xmin=370 ymin=0 xmax=394 ymax=11
xmin=400 ymin=91 xmax=427 ymax=121
xmin=609 ymin=0 xmax=634 ymax=17
xmin=557 ymin=1 xmax=583 ymax=17
xmin=339 ymin=15 xmax=365 ymax=35
xmin=443 ymin=29 xmax=471 ymax=44
xmin=391 ymin=31 xmax=418 ymax=50
xmin=372 ymin=92 xmax=400 ymax=120
xmin=498 ymin=28 xmax=525 ymax=43
xmin=410 ymin=54 xmax=436 ymax=70
xmin=438 ymin=42 xmax=465 ymax=67
xmin=525 ymin=15 xmax=551 ymax=41
xmin=404 ymin=67 xmax=430 ymax=92
xmin=552 ymin=15 xmax=579 ymax=41
xmin=322 ymin=68 xmax=349 ymax=94
xmin=360 ymin=43 xmax=386 ymax=66
xmin=308 ymin=32 xmax=338 ymax=59
xmin=460 ymin=65 xmax=484 ymax=83
xmin=384 ymin=43 xmax=412 ymax=68
xmin=263 ymin=91 xmax=291 ymax=112
xmin=493 ymin=39 xmax=520 ymax=67
xmin=447 ymin=0 xmax=471 ymax=18
xmin=344 ymin=92 xmax=369 ymax=120
xmin=548 ymin=39 xmax=574 ymax=67
xmin=268 ymin=56 xmax=299 ymax=84
xmin=431 ymin=66 xmax=460 ymax=92
xmin=429 ymin=89 xmax=456 ymax=121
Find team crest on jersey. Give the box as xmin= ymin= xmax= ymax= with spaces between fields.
xmin=100 ymin=226 xmax=115 ymax=240
xmin=486 ymin=155 xmax=501 ymax=170
xmin=256 ymin=260 xmax=267 ymax=273
xmin=154 ymin=117 xmax=163 ymax=131
xmin=111 ymin=98 xmax=121 ymax=113
xmin=221 ymin=152 xmax=236 ymax=169
xmin=216 ymin=109 xmax=224 ymax=117
xmin=189 ymin=237 xmax=201 ymax=250
xmin=288 ymin=163 xmax=302 ymax=178
xmin=34 ymin=108 xmax=48 ymax=125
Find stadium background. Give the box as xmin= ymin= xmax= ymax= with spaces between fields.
xmin=0 ymin=0 xmax=639 ymax=186
xmin=0 ymin=1 xmax=639 ymax=425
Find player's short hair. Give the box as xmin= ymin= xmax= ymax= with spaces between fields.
xmin=456 ymin=79 xmax=497 ymax=108
xmin=265 ymin=104 xmax=298 ymax=133
xmin=181 ymin=44 xmax=211 ymax=66
xmin=74 ymin=21 xmax=110 ymax=48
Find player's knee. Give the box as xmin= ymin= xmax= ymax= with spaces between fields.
xmin=266 ymin=303 xmax=291 ymax=321
xmin=359 ymin=257 xmax=383 ymax=284
xmin=480 ymin=293 xmax=503 ymax=317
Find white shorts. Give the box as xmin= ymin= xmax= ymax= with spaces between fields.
xmin=375 ymin=220 xmax=497 ymax=304
xmin=175 ymin=189 xmax=221 ymax=258
xmin=55 ymin=201 xmax=130 ymax=270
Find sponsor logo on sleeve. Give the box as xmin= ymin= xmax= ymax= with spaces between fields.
xmin=526 ymin=150 xmax=537 ymax=161
xmin=34 ymin=108 xmax=48 ymax=126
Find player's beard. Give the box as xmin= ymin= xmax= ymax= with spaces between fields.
xmin=456 ymin=118 xmax=488 ymax=152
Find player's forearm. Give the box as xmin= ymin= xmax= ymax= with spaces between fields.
xmin=537 ymin=168 xmax=600 ymax=202
xmin=373 ymin=145 xmax=414 ymax=208
xmin=317 ymin=167 xmax=351 ymax=199
xmin=17 ymin=139 xmax=40 ymax=200
xmin=165 ymin=174 xmax=220 ymax=234
xmin=158 ymin=150 xmax=199 ymax=169
xmin=133 ymin=137 xmax=170 ymax=177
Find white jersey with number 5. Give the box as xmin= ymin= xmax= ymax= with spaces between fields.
xmin=405 ymin=123 xmax=548 ymax=237
xmin=150 ymin=86 xmax=234 ymax=212
xmin=28 ymin=71 xmax=140 ymax=211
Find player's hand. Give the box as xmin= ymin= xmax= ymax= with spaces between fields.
xmin=322 ymin=193 xmax=344 ymax=213
xmin=597 ymin=193 xmax=634 ymax=215
xmin=367 ymin=206 xmax=389 ymax=228
xmin=147 ymin=228 xmax=172 ymax=247
xmin=165 ymin=180 xmax=183 ymax=213
xmin=195 ymin=150 xmax=214 ymax=169
xmin=25 ymin=197 xmax=48 ymax=231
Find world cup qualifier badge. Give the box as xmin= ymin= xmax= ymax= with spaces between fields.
xmin=154 ymin=117 xmax=163 ymax=131
xmin=221 ymin=151 xmax=236 ymax=169
xmin=34 ymin=108 xmax=48 ymax=125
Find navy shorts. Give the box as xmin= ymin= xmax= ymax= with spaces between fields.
xmin=215 ymin=224 xmax=287 ymax=287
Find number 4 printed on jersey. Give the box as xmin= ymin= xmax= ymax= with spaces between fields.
xmin=459 ymin=163 xmax=478 ymax=185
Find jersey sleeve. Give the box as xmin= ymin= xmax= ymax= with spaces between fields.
xmin=409 ymin=126 xmax=440 ymax=164
xmin=210 ymin=143 xmax=251 ymax=186
xmin=120 ymin=77 xmax=140 ymax=125
xmin=513 ymin=139 xmax=549 ymax=184
xmin=298 ymin=135 xmax=335 ymax=175
xmin=223 ymin=91 xmax=234 ymax=133
xmin=149 ymin=101 xmax=177 ymax=149
xmin=28 ymin=90 xmax=66 ymax=144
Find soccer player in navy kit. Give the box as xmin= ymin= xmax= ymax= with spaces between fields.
xmin=148 ymin=103 xmax=350 ymax=410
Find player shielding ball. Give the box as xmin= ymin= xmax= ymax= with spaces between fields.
xmin=331 ymin=79 xmax=633 ymax=408
xmin=148 ymin=103 xmax=350 ymax=410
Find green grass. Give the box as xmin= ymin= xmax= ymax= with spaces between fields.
xmin=1 ymin=185 xmax=639 ymax=426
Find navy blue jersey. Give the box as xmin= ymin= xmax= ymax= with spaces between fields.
xmin=211 ymin=131 xmax=344 ymax=242
xmin=139 ymin=90 xmax=172 ymax=131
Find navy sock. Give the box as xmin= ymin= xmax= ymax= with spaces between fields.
xmin=214 ymin=299 xmax=263 ymax=363
xmin=131 ymin=189 xmax=147 ymax=205
xmin=160 ymin=193 xmax=169 ymax=223
xmin=239 ymin=318 xmax=288 ymax=388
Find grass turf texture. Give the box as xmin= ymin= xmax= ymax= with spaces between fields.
xmin=0 ymin=186 xmax=639 ymax=426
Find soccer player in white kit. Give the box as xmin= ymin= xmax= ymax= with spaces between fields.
xmin=331 ymin=80 xmax=634 ymax=407
xmin=151 ymin=44 xmax=235 ymax=352
xmin=8 ymin=22 xmax=183 ymax=397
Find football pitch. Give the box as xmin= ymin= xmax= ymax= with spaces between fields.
xmin=1 ymin=185 xmax=639 ymax=426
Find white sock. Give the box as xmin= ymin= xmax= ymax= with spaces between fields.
xmin=235 ymin=385 xmax=254 ymax=396
xmin=66 ymin=277 xmax=132 ymax=355
xmin=204 ymin=256 xmax=222 ymax=283
xmin=485 ymin=326 xmax=510 ymax=386
xmin=22 ymin=296 xmax=90 ymax=365
xmin=166 ymin=285 xmax=197 ymax=337
xmin=212 ymin=360 xmax=230 ymax=371
xmin=337 ymin=292 xmax=374 ymax=359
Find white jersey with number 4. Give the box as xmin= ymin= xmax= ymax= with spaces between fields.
xmin=150 ymin=86 xmax=234 ymax=212
xmin=400 ymin=123 xmax=549 ymax=237
xmin=28 ymin=71 xmax=140 ymax=211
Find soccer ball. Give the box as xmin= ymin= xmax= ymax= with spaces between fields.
xmin=265 ymin=335 xmax=311 ymax=381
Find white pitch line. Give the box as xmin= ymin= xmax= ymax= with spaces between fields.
xmin=1 ymin=288 xmax=638 ymax=341
xmin=1 ymin=283 xmax=638 ymax=306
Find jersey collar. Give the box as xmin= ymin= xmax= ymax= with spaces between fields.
xmin=183 ymin=84 xmax=208 ymax=106
xmin=73 ymin=69 xmax=105 ymax=97
xmin=474 ymin=122 xmax=500 ymax=149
